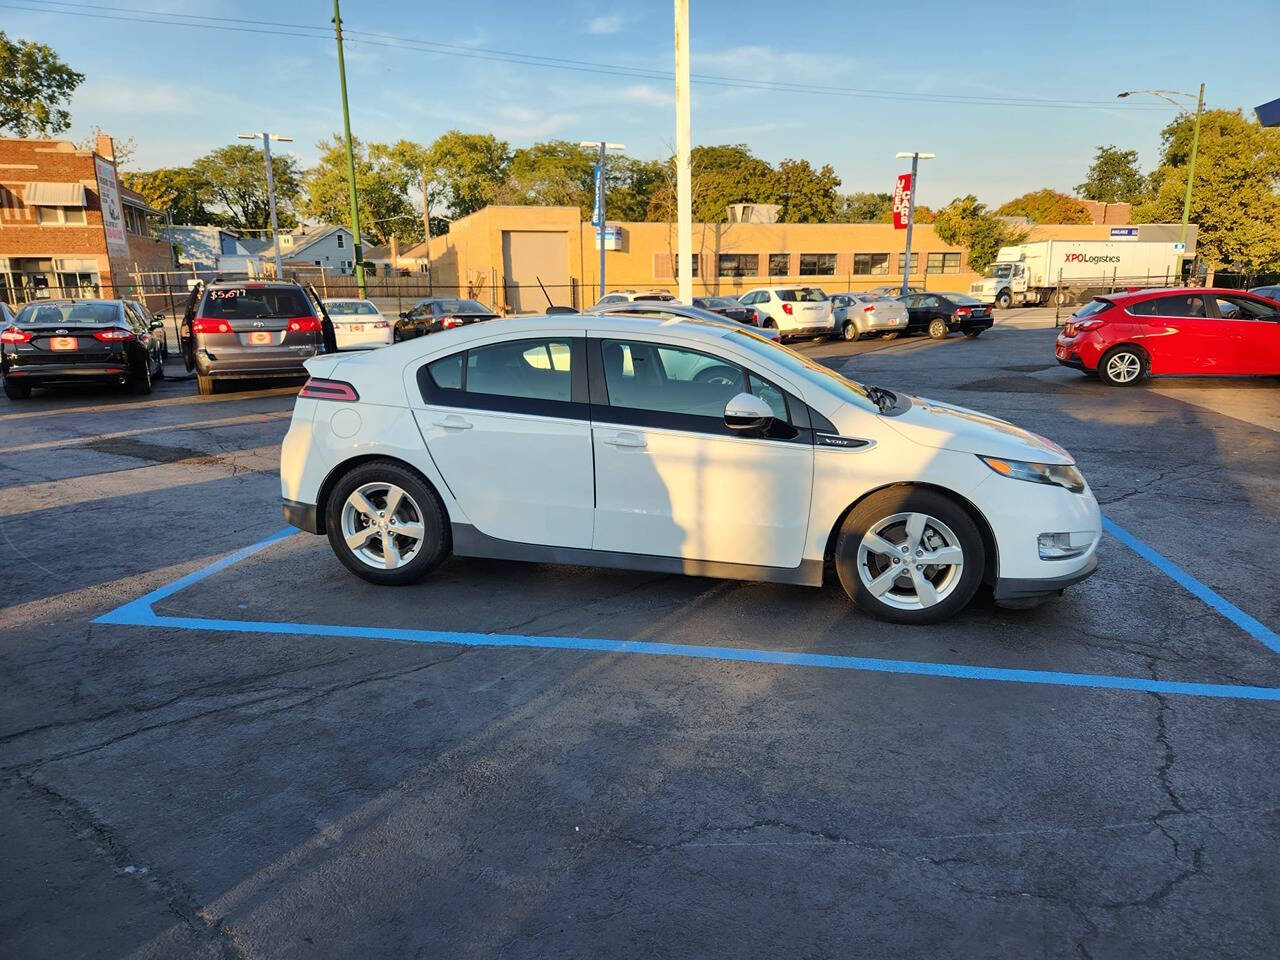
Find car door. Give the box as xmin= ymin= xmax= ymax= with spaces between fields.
xmin=1208 ymin=294 xmax=1280 ymax=374
xmin=589 ymin=334 xmax=814 ymax=569
xmin=123 ymin=302 xmax=156 ymax=369
xmin=1127 ymin=294 xmax=1220 ymax=374
xmin=903 ymin=295 xmax=932 ymax=332
xmin=409 ymin=333 xmax=595 ymax=548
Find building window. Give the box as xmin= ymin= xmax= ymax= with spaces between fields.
xmin=718 ymin=253 xmax=759 ymax=277
xmin=673 ymin=254 xmax=699 ymax=278
xmin=768 ymin=253 xmax=790 ymax=276
xmin=853 ymin=253 xmax=890 ymax=275
xmin=314 ymin=260 xmax=321 ymax=266
xmin=35 ymin=206 xmax=87 ymax=226
xmin=798 ymin=253 xmax=836 ymax=276
xmin=897 ymin=252 xmax=919 ymax=274
xmin=337 ymin=233 xmax=345 ymax=249
xmin=927 ymin=252 xmax=962 ymax=274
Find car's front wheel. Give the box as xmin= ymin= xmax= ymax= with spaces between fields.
xmin=326 ymin=461 xmax=450 ymax=585
xmin=842 ymin=320 xmax=861 ymax=342
xmin=995 ymin=291 xmax=1012 ymax=309
xmin=834 ymin=488 xmax=985 ymax=624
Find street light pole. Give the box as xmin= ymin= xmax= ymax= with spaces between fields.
xmin=238 ymin=132 xmax=293 ymax=280
xmin=332 ymin=0 xmax=366 ymax=297
xmin=1116 ymin=85 xmax=1205 ymax=249
xmin=580 ymin=140 xmax=625 ymax=302
xmin=895 ymin=151 xmax=934 ymax=296
xmin=674 ymin=0 xmax=693 ymax=305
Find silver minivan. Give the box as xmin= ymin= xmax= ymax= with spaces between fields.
xmin=179 ymin=281 xmax=335 ymax=395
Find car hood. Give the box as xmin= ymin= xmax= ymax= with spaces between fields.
xmin=882 ymin=394 xmax=1074 ymax=464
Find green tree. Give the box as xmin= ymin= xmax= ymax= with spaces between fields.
xmin=770 ymin=158 xmax=841 ymax=222
xmin=1076 ymin=145 xmax=1145 ymax=204
xmin=647 ymin=144 xmax=776 ymax=223
xmin=501 ymin=140 xmax=597 ymax=214
xmin=996 ymin=188 xmax=1091 ymax=224
xmin=834 ymin=192 xmax=892 ymax=223
xmin=301 ymin=135 xmax=418 ymax=245
xmin=0 ymin=31 xmax=84 ymax=136
xmin=121 ymin=167 xmax=220 ymax=225
xmin=933 ymin=195 xmax=1026 ymax=273
xmin=605 ymin=156 xmax=663 ymax=222
xmin=191 ymin=144 xmax=300 ymax=232
xmin=1132 ymin=109 xmax=1280 ymax=272
xmin=424 ymin=130 xmax=511 ymax=221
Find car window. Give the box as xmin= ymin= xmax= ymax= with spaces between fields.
xmin=326 ymin=301 xmax=379 ymax=315
xmin=426 ymin=352 xmax=463 ymax=390
xmin=776 ymin=288 xmax=827 ymax=302
xmin=920 ymin=296 xmax=941 ymax=308
xmin=1073 ymin=299 xmax=1111 ymax=320
xmin=601 ymin=339 xmax=745 ymax=418
xmin=748 ymin=372 xmax=789 ymax=422
xmin=200 ymin=287 xmax=311 ymax=319
xmin=1129 ymin=295 xmax=1208 ymax=318
xmin=464 ymin=338 xmax=573 ymax=402
xmin=18 ymin=301 xmax=117 ymax=325
xmin=1212 ymin=296 xmax=1277 ymax=320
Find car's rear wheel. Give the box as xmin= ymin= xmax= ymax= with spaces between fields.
xmin=196 ymin=373 xmax=216 ymax=395
xmin=1098 ymin=346 xmax=1147 ymax=386
xmin=928 ymin=318 xmax=948 ymax=339
xmin=842 ymin=320 xmax=861 ymax=342
xmin=3 ymin=378 xmax=31 ymax=400
xmin=834 ymin=488 xmax=985 ymax=624
xmin=880 ymin=332 xmax=899 ymax=341
xmin=326 ymin=461 xmax=450 ymax=585
xmin=963 ymin=328 xmax=984 ymax=339
xmin=130 ymin=360 xmax=153 ymax=395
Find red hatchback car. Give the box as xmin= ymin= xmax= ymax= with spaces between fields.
xmin=1055 ymin=287 xmax=1280 ymax=386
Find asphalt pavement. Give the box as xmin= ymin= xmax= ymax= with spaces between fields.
xmin=1 ymin=318 xmax=1277 ymax=959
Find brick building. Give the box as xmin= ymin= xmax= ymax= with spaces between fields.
xmin=0 ymin=134 xmax=172 ymax=306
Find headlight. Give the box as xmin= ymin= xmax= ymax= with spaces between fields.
xmin=979 ymin=455 xmax=1086 ymax=493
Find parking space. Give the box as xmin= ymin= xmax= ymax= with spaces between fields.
xmin=2 ymin=319 xmax=1278 ymax=958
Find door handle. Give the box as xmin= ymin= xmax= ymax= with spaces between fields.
xmin=433 ymin=415 xmax=473 ymax=430
xmin=602 ymin=431 xmax=646 ymax=449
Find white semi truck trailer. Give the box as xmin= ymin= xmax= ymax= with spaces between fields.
xmin=970 ymin=240 xmax=1187 ymax=308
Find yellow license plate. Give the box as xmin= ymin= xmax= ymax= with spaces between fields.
xmin=249 ymin=331 xmax=272 ymax=345
xmin=50 ymin=337 xmax=77 ymax=350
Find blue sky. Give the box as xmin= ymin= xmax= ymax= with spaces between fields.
xmin=11 ymin=0 xmax=1273 ymax=209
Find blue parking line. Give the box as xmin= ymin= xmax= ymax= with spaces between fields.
xmin=91 ymin=519 xmax=1280 ymax=703
xmin=1102 ymin=517 xmax=1280 ymax=655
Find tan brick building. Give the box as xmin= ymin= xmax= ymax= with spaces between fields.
xmin=0 ymin=134 xmax=171 ymax=307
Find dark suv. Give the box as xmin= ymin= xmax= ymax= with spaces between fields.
xmin=179 ymin=281 xmax=335 ymax=394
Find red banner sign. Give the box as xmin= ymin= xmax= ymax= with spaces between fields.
xmin=891 ymin=173 xmax=913 ymax=229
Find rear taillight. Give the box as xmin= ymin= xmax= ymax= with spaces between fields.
xmin=298 ymin=378 xmax=359 ymax=401
xmin=955 ymin=307 xmax=972 ymax=317
xmin=287 ymin=316 xmax=322 ymax=333
xmin=1 ymin=326 xmax=32 ymax=344
xmin=781 ymin=303 xmax=793 ymax=316
xmin=372 ymin=320 xmax=390 ymax=328
xmin=93 ymin=327 xmax=135 ymax=342
xmin=192 ymin=317 xmax=231 ymax=335
xmin=1074 ymin=318 xmax=1106 ymax=331
xmin=441 ymin=316 xmax=463 ymax=329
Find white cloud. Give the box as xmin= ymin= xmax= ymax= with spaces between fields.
xmin=622 ymin=84 xmax=673 ymax=106
xmin=74 ymin=79 xmax=192 ymax=115
xmin=586 ymin=14 xmax=623 ymax=35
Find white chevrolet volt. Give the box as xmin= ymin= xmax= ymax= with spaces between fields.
xmin=280 ymin=314 xmax=1100 ymax=624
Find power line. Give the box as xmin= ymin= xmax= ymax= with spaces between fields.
xmin=11 ymin=0 xmax=1174 ymax=111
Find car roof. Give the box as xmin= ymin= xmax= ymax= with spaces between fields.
xmin=206 ymin=280 xmax=303 ymax=290
xmin=322 ymin=297 xmax=374 ymax=302
xmin=437 ymin=311 xmax=747 ymax=342
xmin=1102 ymin=287 xmax=1265 ymax=304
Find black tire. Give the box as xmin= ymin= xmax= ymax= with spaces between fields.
xmin=196 ymin=373 xmax=216 ymax=396
xmin=880 ymin=332 xmax=899 ymax=341
xmin=842 ymin=321 xmax=861 ymax=342
xmin=834 ymin=487 xmax=985 ymax=625
xmin=1097 ymin=345 xmax=1147 ymax=387
xmin=995 ymin=291 xmax=1012 ymax=309
xmin=325 ymin=460 xmax=450 ymax=585
xmin=963 ymin=329 xmax=983 ymax=339
xmin=928 ymin=317 xmax=948 ymax=339
xmin=3 ymin=377 xmax=31 ymax=400
xmin=130 ymin=359 xmax=153 ymax=395
xmin=153 ymin=355 xmax=166 ymax=380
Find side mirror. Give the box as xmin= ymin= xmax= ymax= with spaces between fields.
xmin=724 ymin=392 xmax=773 ymax=432
xmin=398 ymin=312 xmax=408 ymax=320
xmin=150 ymin=318 xmax=165 ymax=330
xmin=154 ymin=313 xmax=166 ymax=321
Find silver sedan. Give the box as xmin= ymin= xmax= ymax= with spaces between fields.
xmin=831 ymin=293 xmax=910 ymax=342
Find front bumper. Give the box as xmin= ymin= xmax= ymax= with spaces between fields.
xmin=283 ymin=498 xmax=321 ymax=534
xmin=994 ymin=552 xmax=1098 ymax=602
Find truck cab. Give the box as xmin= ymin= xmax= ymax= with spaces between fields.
xmin=970 ymin=252 xmax=1028 ymax=308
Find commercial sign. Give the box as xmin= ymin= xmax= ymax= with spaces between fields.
xmin=594 ymin=224 xmax=622 ymax=251
xmin=1109 ymin=227 xmax=1139 ymax=241
xmin=94 ymin=156 xmax=129 ymax=257
xmin=591 ymin=163 xmax=603 ymax=227
xmin=891 ymin=174 xmax=913 ymax=230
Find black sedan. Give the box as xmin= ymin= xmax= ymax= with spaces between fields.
xmin=2 ymin=299 xmax=166 ymax=399
xmin=396 ymin=298 xmax=499 ymax=340
xmin=896 ymin=292 xmax=994 ymax=339
xmin=692 ymin=296 xmax=759 ymax=326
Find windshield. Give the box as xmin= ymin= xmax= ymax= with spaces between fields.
xmin=946 ymin=294 xmax=983 ymax=306
xmin=985 ymin=264 xmax=1014 ymax=279
xmin=16 ymin=301 xmax=119 ymax=325
xmin=325 ymin=300 xmax=378 ymax=316
xmin=200 ymin=287 xmax=312 ymax=319
xmin=431 ymin=299 xmax=492 ymax=314
xmin=1073 ymin=298 xmax=1111 ymax=319
xmin=777 ymin=288 xmax=827 ymax=302
xmin=729 ymin=328 xmax=878 ymax=413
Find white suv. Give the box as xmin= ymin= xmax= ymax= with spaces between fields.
xmin=738 ymin=287 xmax=836 ymax=341
xmin=592 ymin=290 xmax=678 ymax=307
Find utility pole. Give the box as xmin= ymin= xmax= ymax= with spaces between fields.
xmin=674 ymin=0 xmax=693 ymax=304
xmin=1180 ymin=82 xmax=1205 ymax=249
xmin=895 ymin=151 xmax=934 ymax=296
xmin=332 ymin=0 xmax=366 ymax=296
xmin=420 ymin=171 xmax=432 ymax=283
xmin=580 ymin=140 xmax=625 ymax=301
xmin=238 ymin=132 xmax=292 ymax=279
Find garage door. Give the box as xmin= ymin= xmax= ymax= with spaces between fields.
xmin=502 ymin=231 xmax=570 ymax=314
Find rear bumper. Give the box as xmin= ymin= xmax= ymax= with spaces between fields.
xmin=283 ymin=498 xmax=322 ymax=534
xmin=195 ymin=348 xmax=316 ymax=377
xmin=959 ymin=316 xmax=994 ymax=332
xmin=4 ymin=364 xmax=130 ymax=382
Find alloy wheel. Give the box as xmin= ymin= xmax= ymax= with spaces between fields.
xmin=856 ymin=512 xmax=965 ymax=611
xmin=341 ymin=481 xmax=428 ymax=570
xmin=1105 ymin=351 xmax=1141 ymax=384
